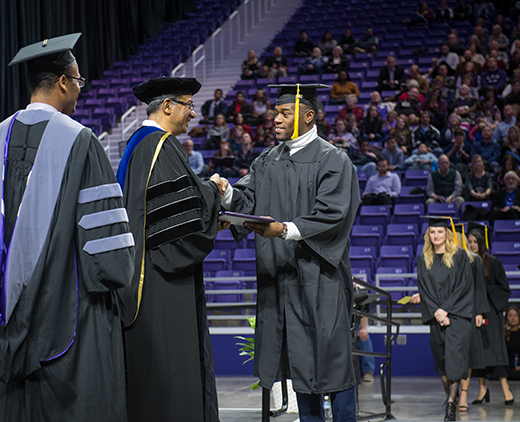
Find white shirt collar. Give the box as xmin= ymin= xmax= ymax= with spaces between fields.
xmin=142 ymin=119 xmax=167 ymax=132
xmin=26 ymin=102 xmax=59 ymax=113
xmin=284 ymin=125 xmax=317 ymax=155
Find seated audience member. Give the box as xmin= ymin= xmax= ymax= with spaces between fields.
xmin=330 ymin=117 xmax=358 ymax=149
xmin=376 ymin=56 xmax=406 ymax=93
xmin=382 ymin=111 xmax=398 ymax=138
xmin=391 ymin=115 xmax=412 ymax=153
xmin=508 ymin=49 xmax=520 ymax=78
xmin=403 ymin=1 xmax=434 ymax=27
xmin=455 ymin=49 xmax=483 ymax=77
xmin=455 ymin=74 xmax=479 ymax=98
xmin=183 ymin=139 xmax=205 ymax=177
xmin=231 ymin=113 xmax=253 ymax=140
xmin=263 ymin=46 xmax=288 ymax=78
xmin=502 ymin=126 xmax=520 ymax=163
xmin=298 ymin=47 xmax=328 ymax=78
xmin=465 ymin=154 xmax=493 ymax=202
xmin=354 ymin=27 xmax=379 ymax=55
xmin=250 ymin=89 xmax=271 ymax=126
xmin=436 ymin=0 xmax=454 ymax=23
xmin=434 ymin=43 xmax=460 ymax=75
xmin=209 ymin=140 xmax=237 ymax=178
xmin=226 ymin=92 xmax=252 ymax=124
xmin=229 ymin=125 xmax=245 ymax=152
xmin=471 ymin=125 xmax=501 ymax=174
xmin=431 ymin=72 xmax=455 ymax=102
xmin=241 ymin=49 xmax=262 ymax=80
xmin=336 ymin=94 xmax=364 ymax=123
xmin=397 ymin=80 xmax=425 ymax=103
xmin=362 ymin=158 xmax=401 ymax=206
xmin=474 ymin=94 xmax=501 ymax=130
xmin=467 ymin=40 xmax=486 ymax=65
xmin=204 ymin=114 xmax=230 ymax=150
xmin=351 ymin=139 xmax=378 ymax=177
xmin=447 ymin=32 xmax=466 ymax=56
xmin=440 ymin=113 xmax=468 ymax=147
xmin=200 ymin=88 xmax=228 ymax=124
xmin=418 ymin=88 xmax=448 ymax=130
xmin=473 ymin=1 xmax=495 ymax=20
xmin=316 ymin=108 xmax=332 ymax=139
xmin=408 ymin=65 xmax=430 ymax=95
xmin=317 ymin=30 xmax=337 ymax=56
xmin=394 ymin=87 xmax=422 ymax=118
xmin=490 ymin=171 xmax=520 ymax=222
xmin=445 ymin=128 xmax=471 ymax=176
xmin=426 ymin=154 xmax=465 ymax=210
xmin=447 ymin=84 xmax=478 ymax=121
xmin=488 ymin=24 xmax=510 ymax=51
xmin=235 ymin=133 xmax=260 ymax=177
xmin=496 ymin=154 xmax=520 ymax=190
xmin=325 ymin=46 xmax=350 ymax=74
xmin=360 ymin=106 xmax=384 ymax=143
xmin=294 ymin=30 xmax=314 ymax=57
xmin=481 ymin=57 xmax=508 ymax=93
xmin=255 ymin=110 xmax=275 ymax=146
xmin=454 ymin=0 xmax=472 ymax=20
xmin=505 ymin=80 xmax=520 ymax=106
xmin=472 ymin=24 xmax=489 ymax=47
xmin=366 ymin=91 xmax=389 ymax=120
xmin=495 ymin=13 xmax=510 ymax=38
xmin=493 ymin=104 xmax=517 ymax=143
xmin=382 ymin=136 xmax=404 ymax=170
xmin=455 ymin=61 xmax=481 ymax=90
xmin=483 ymin=48 xmax=507 ymax=72
xmin=330 ymin=71 xmax=359 ymax=104
xmin=405 ymin=142 xmax=438 ymax=170
xmin=338 ymin=28 xmax=357 ymax=55
xmin=411 ymin=111 xmax=442 ymax=154
xmin=504 ymin=307 xmax=520 ymax=381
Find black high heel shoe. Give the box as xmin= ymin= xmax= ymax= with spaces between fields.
xmin=472 ymin=388 xmax=490 ymax=404
xmin=505 ymin=390 xmax=514 ymax=405
xmin=444 ymin=401 xmax=456 ymax=421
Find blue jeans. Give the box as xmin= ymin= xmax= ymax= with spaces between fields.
xmin=357 ymin=332 xmax=375 ymax=375
xmin=356 ymin=162 xmax=376 ymax=178
xmin=296 ymin=387 xmax=356 ymax=422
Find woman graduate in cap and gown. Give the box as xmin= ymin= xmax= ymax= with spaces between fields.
xmin=417 ymin=216 xmax=474 ymax=421
xmin=467 ymin=222 xmax=513 ymax=405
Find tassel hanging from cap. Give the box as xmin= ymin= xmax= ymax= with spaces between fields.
xmin=291 ymin=84 xmax=302 ymax=140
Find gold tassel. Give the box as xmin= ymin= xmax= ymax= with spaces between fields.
xmin=450 ymin=217 xmax=458 ymax=246
xmin=485 ymin=225 xmax=489 ymax=250
xmin=291 ymin=84 xmax=302 ymax=140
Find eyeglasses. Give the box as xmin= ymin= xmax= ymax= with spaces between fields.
xmin=170 ymin=98 xmax=195 ymax=111
xmin=55 ymin=74 xmax=86 ymax=88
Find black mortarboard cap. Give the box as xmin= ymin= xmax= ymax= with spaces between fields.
xmin=9 ymin=33 xmax=81 ymax=86
xmin=268 ymin=83 xmax=328 ymax=113
xmin=133 ymin=77 xmax=202 ymax=104
xmin=454 ymin=223 xmax=469 ymax=251
xmin=468 ymin=221 xmax=490 ymax=250
xmin=421 ymin=215 xmax=458 ymax=229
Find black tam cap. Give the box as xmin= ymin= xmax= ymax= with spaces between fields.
xmin=268 ymin=83 xmax=328 ymax=113
xmin=421 ymin=215 xmax=458 ymax=229
xmin=9 ymin=33 xmax=81 ymax=86
xmin=133 ymin=77 xmax=202 ymax=104
xmin=468 ymin=221 xmax=490 ymax=250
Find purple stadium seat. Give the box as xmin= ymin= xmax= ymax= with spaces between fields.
xmin=83 ymin=98 xmax=105 ymax=110
xmin=215 ymin=230 xmax=239 ymax=250
xmin=246 ymin=232 xmax=255 ymax=249
xmin=97 ymin=88 xmax=117 ymax=99
xmin=386 ymin=224 xmax=418 ymax=247
xmin=350 ymin=246 xmax=377 ymax=272
xmin=427 ymin=202 xmax=458 ymax=217
xmin=352 ymin=267 xmax=372 ymax=283
xmin=461 ymin=201 xmax=492 ymax=220
xmin=379 ymin=245 xmax=414 ymax=271
xmin=232 ymin=249 xmax=256 ymax=277
xmin=92 ymin=108 xmax=116 ymax=132
xmin=359 ymin=205 xmax=391 ymax=228
xmin=351 ymin=225 xmax=383 ymax=252
xmin=376 ymin=266 xmax=408 ymax=300
xmin=213 ymin=271 xmax=246 ymax=303
xmin=79 ymin=118 xmax=103 ymax=135
xmin=393 ymin=203 xmax=424 ymax=226
xmin=108 ymin=78 xmax=130 ymax=89
xmin=491 ymin=242 xmax=520 ymax=266
xmin=203 ymin=249 xmax=231 ymax=275
xmin=200 ymin=149 xmax=218 ymax=165
xmin=492 ymin=220 xmax=520 ymax=242
xmin=72 ymin=109 xmax=91 ymax=120
xmin=106 ymin=97 xmax=128 ymax=117
xmin=403 ymin=169 xmax=431 ymax=186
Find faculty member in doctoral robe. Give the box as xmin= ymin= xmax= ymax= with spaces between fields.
xmin=116 ymin=77 xmax=221 ymax=422
xmin=213 ymin=83 xmax=360 ymax=422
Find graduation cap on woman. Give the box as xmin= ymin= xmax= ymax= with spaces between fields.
xmin=421 ymin=216 xmax=460 ymax=245
xmin=8 ymin=33 xmax=82 ymax=86
xmin=268 ymin=83 xmax=328 ymax=139
xmin=467 ymin=221 xmax=490 ymax=250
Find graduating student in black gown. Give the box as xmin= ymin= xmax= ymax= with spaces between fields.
xmin=0 ymin=34 xmax=135 ymax=422
xmin=417 ymin=217 xmax=474 ymax=422
xmin=117 ymin=77 xmax=221 ymax=422
xmin=213 ymin=84 xmax=360 ymax=422
xmin=467 ymin=224 xmax=514 ymax=406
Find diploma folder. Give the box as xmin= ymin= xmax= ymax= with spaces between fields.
xmin=218 ymin=211 xmax=276 ymax=226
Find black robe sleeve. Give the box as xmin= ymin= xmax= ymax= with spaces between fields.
xmin=486 ymin=256 xmax=511 ymax=313
xmin=472 ymin=255 xmax=490 ymax=316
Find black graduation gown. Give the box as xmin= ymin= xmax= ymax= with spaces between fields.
xmin=417 ymin=248 xmax=474 ymax=380
xmin=468 ymin=255 xmax=489 ymax=370
xmin=480 ymin=256 xmax=510 ymax=368
xmin=0 ymin=114 xmax=135 ymax=421
xmin=118 ymin=128 xmax=220 ymax=422
xmin=229 ymin=137 xmax=360 ymax=394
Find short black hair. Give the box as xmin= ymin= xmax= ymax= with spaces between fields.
xmin=30 ymin=74 xmax=57 ymax=93
xmin=146 ymin=95 xmax=180 ymax=116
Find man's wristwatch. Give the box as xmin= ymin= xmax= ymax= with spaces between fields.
xmin=279 ymin=223 xmax=288 ymax=240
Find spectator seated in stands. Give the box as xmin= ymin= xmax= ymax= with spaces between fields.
xmin=391 ymin=115 xmax=412 ymax=153
xmin=471 ymin=124 xmax=501 ymax=174
xmin=433 ymin=43 xmax=460 ymax=76
xmin=294 ymin=30 xmax=314 ymax=58
xmin=229 ymin=125 xmax=245 ymax=153
xmin=395 ymin=87 xmax=422 ymax=118
xmin=467 ymin=40 xmax=486 ymax=66
xmin=353 ymin=27 xmax=378 ymax=56
xmin=496 ymin=154 xmax=520 ymax=190
xmin=454 ymin=0 xmax=472 ymax=20
xmin=362 ymin=158 xmax=401 ymax=206
xmin=493 ymin=104 xmax=517 ymax=143
xmin=325 ymin=46 xmax=350 ymax=74
xmin=411 ymin=111 xmax=442 ymax=155
xmin=455 ymin=61 xmax=481 ymax=92
xmin=473 ymin=24 xmax=489 ymax=48
xmin=448 ymin=83 xmax=478 ymax=122
xmin=436 ymin=0 xmax=454 ymax=23
xmin=336 ymin=94 xmax=364 ymax=123
xmin=200 ymin=88 xmax=228 ymax=124
xmin=298 ymin=47 xmax=328 ymax=79
xmin=250 ymin=89 xmax=272 ymax=126
xmin=431 ymin=70 xmax=455 ymax=102
xmin=488 ymin=24 xmax=510 ymax=51
xmin=507 ymin=50 xmax=520 ymax=80
xmin=398 ymin=80 xmax=425 ymax=103
xmin=366 ymin=91 xmax=390 ymax=121
xmin=504 ymin=307 xmax=520 ymax=381
xmin=232 ymin=112 xmax=253 ymax=139
xmin=235 ymin=132 xmax=259 ymax=177
xmin=376 ymin=55 xmax=406 ymax=93
xmin=381 ymin=136 xmax=404 ymax=171
xmin=183 ymin=139 xmax=206 ymax=177
xmin=447 ymin=32 xmax=466 ymax=56
xmin=403 ymin=1 xmax=434 ymax=28
xmin=338 ymin=28 xmax=357 ymax=55
xmin=360 ymin=105 xmax=384 ymax=144
xmin=316 ymin=108 xmax=332 ymax=139
xmin=440 ymin=113 xmax=469 ymax=148
xmin=405 ymin=142 xmax=438 ymax=170
xmin=455 ymin=74 xmax=480 ymax=99
xmin=255 ymin=110 xmax=276 ymax=147
xmin=329 ymin=117 xmax=358 ymax=149
xmin=490 ymin=171 xmax=520 ymax=222
xmin=473 ymin=1 xmax=495 ymax=21
xmin=408 ymin=65 xmax=430 ymax=95
xmin=317 ymin=30 xmax=337 ymax=57
xmin=418 ymin=88 xmax=448 ymax=130
xmin=203 ymin=113 xmax=230 ymax=150
xmin=382 ymin=111 xmax=398 ymax=138
xmin=465 ymin=154 xmax=493 ymax=202
xmin=329 ymin=70 xmax=359 ymax=105
xmin=484 ymin=48 xmax=507 ymax=72
xmin=473 ymin=92 xmax=501 ymax=131
xmin=426 ymin=154 xmax=465 ymax=210
xmin=504 ymin=79 xmax=520 ymax=107
xmin=263 ymin=46 xmax=288 ymax=78
xmin=445 ymin=128 xmax=471 ymax=176
xmin=226 ymin=91 xmax=252 ymax=125
xmin=502 ymin=126 xmax=520 ymax=165
xmin=209 ymin=140 xmax=237 ymax=178
xmin=350 ymin=139 xmax=378 ymax=177
xmin=455 ymin=49 xmax=483 ymax=78
xmin=481 ymin=57 xmax=508 ymax=94
xmin=241 ymin=49 xmax=262 ymax=80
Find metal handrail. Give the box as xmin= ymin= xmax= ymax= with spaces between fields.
xmin=210 ymin=28 xmax=223 ymax=73
xmin=192 ymin=45 xmax=206 ymax=82
xmin=171 ymin=63 xmax=186 ymax=77
xmin=121 ymin=106 xmax=138 ymax=140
